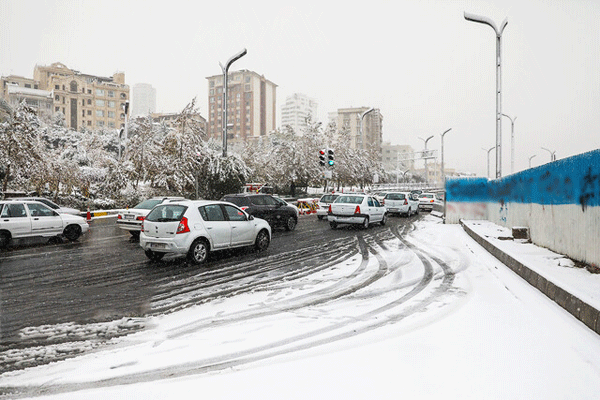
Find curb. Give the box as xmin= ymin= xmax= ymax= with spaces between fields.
xmin=460 ymin=219 xmax=600 ymax=336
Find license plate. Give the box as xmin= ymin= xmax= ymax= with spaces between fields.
xmin=124 ymin=214 xmax=135 ymax=220
xmin=151 ymin=242 xmax=166 ymax=249
xmin=389 ymin=208 xmax=398 ymax=212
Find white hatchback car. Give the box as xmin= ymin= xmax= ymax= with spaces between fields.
xmin=327 ymin=194 xmax=387 ymax=229
xmin=0 ymin=200 xmax=89 ymax=248
xmin=383 ymin=192 xmax=419 ymax=217
xmin=139 ymin=200 xmax=271 ymax=264
xmin=117 ymin=197 xmax=185 ymax=238
xmin=418 ymin=192 xmax=436 ymax=211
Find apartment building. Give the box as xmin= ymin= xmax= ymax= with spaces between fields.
xmin=131 ymin=83 xmax=156 ymax=117
xmin=206 ymin=70 xmax=276 ymax=145
xmin=24 ymin=62 xmax=130 ymax=130
xmin=150 ymin=112 xmax=207 ymax=136
xmin=280 ymin=93 xmax=318 ymax=135
xmin=1 ymin=75 xmax=53 ymax=119
xmin=329 ymin=107 xmax=383 ymax=158
xmin=382 ymin=142 xmax=415 ymax=173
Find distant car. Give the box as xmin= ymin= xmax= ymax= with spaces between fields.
xmin=220 ymin=193 xmax=298 ymax=231
xmin=139 ymin=200 xmax=271 ymax=264
xmin=7 ymin=197 xmax=81 ymax=216
xmin=117 ymin=197 xmax=185 ymax=238
xmin=383 ymin=192 xmax=419 ymax=217
xmin=418 ymin=193 xmax=436 ymax=211
xmin=327 ymin=194 xmax=387 ymax=229
xmin=0 ymin=200 xmax=89 ymax=248
xmin=372 ymin=192 xmax=389 ymax=204
xmin=316 ymin=194 xmax=339 ymax=220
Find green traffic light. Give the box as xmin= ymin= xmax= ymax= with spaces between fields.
xmin=328 ymin=160 xmax=334 ymax=166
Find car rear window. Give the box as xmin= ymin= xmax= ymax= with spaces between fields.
xmin=335 ymin=196 xmax=364 ymax=204
xmin=320 ymin=195 xmax=338 ymax=203
xmin=134 ymin=199 xmax=163 ymax=209
xmin=146 ymin=205 xmax=187 ymax=222
xmin=386 ymin=193 xmax=406 ymax=201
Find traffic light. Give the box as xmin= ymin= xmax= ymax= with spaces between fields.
xmin=327 ymin=149 xmax=334 ymax=167
xmin=319 ymin=149 xmax=326 ymax=166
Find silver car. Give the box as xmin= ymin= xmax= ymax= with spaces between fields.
xmin=383 ymin=192 xmax=419 ymax=217
xmin=327 ymin=194 xmax=387 ymax=229
xmin=117 ymin=197 xmax=185 ymax=238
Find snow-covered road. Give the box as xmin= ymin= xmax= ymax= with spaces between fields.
xmin=3 ymin=215 xmax=600 ymax=399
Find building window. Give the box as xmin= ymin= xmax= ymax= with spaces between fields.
xmin=244 ymin=85 xmax=250 ymax=91
xmin=87 ymin=89 xmax=92 ymax=94
xmin=108 ymin=122 xmax=115 ymax=128
xmin=108 ymin=111 xmax=115 ymax=118
xmin=108 ymin=90 xmax=114 ymax=98
xmin=96 ymin=110 xmax=104 ymax=117
xmin=87 ymin=121 xmax=92 ymax=126
xmin=108 ymin=101 xmax=116 ymax=108
xmin=96 ymin=89 xmax=105 ymax=96
xmin=87 ymin=110 xmax=91 ymax=115
xmin=70 ymin=81 xmax=78 ymax=92
xmin=24 ymin=84 xmax=31 ymax=88
xmin=55 ymin=84 xmax=60 ymax=90
xmin=55 ymin=106 xmax=60 ymax=112
xmin=55 ymin=95 xmax=60 ymax=101
xmin=97 ymin=121 xmax=105 ymax=127
xmin=87 ymin=99 xmax=91 ymax=105
xmin=82 ymin=99 xmax=85 ymax=106
xmin=96 ymin=100 xmax=105 ymax=107
xmin=120 ymin=93 xmax=126 ymax=98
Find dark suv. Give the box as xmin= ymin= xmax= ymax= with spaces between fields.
xmin=221 ymin=194 xmax=298 ymax=231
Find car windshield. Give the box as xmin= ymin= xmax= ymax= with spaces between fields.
xmin=145 ymin=205 xmax=186 ymax=222
xmin=386 ymin=193 xmax=406 ymax=200
xmin=335 ymin=196 xmax=364 ymax=204
xmin=133 ymin=199 xmax=163 ymax=210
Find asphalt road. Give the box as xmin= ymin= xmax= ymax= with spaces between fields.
xmin=0 ymin=211 xmax=424 ymax=373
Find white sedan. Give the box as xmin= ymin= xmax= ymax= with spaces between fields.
xmin=140 ymin=200 xmax=271 ymax=264
xmin=0 ymin=200 xmax=89 ymax=247
xmin=327 ymin=194 xmax=387 ymax=229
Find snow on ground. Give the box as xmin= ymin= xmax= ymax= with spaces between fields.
xmin=3 ymin=215 xmax=600 ymax=399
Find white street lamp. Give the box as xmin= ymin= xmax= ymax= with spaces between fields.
xmin=528 ymin=154 xmax=537 ymax=168
xmin=358 ymin=107 xmax=375 ymax=150
xmin=440 ymin=128 xmax=452 ymax=185
xmin=465 ymin=11 xmax=508 ymax=179
xmin=220 ymin=48 xmax=247 ymax=157
xmin=541 ymin=147 xmax=556 ymax=162
xmin=482 ymin=146 xmax=496 ymax=178
xmin=419 ymin=135 xmax=434 ymax=185
xmin=501 ymin=113 xmax=516 ymax=174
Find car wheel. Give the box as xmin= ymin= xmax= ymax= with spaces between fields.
xmin=63 ymin=224 xmax=82 ymax=241
xmin=362 ymin=217 xmax=370 ymax=229
xmin=130 ymin=231 xmax=140 ymax=239
xmin=330 ymin=221 xmax=337 ymax=230
xmin=188 ymin=238 xmax=209 ymax=264
xmin=380 ymin=213 xmax=387 ymax=226
xmin=317 ymin=215 xmax=324 ymax=220
xmin=145 ymin=249 xmax=165 ymax=261
xmin=254 ymin=229 xmax=270 ymax=251
xmin=0 ymin=231 xmax=11 ymax=248
xmin=285 ymin=216 xmax=297 ymax=231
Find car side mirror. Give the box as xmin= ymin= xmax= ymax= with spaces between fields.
xmin=248 ymin=215 xmax=254 ymax=221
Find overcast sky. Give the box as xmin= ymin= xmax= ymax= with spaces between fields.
xmin=1 ymin=0 xmax=598 ymax=177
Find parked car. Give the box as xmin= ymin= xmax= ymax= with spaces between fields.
xmin=0 ymin=200 xmax=89 ymax=248
xmin=316 ymin=193 xmax=339 ymax=220
xmin=117 ymin=197 xmax=185 ymax=238
xmin=220 ymin=193 xmax=298 ymax=231
xmin=383 ymin=192 xmax=419 ymax=217
xmin=7 ymin=197 xmax=81 ymax=215
xmin=418 ymin=192 xmax=436 ymax=211
xmin=327 ymin=194 xmax=387 ymax=229
xmin=139 ymin=200 xmax=271 ymax=264
xmin=372 ymin=192 xmax=389 ymax=204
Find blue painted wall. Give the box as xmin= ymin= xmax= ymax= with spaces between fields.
xmin=446 ymin=149 xmax=600 ymax=209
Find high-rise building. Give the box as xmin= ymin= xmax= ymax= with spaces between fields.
xmin=329 ymin=107 xmax=383 ymax=157
xmin=131 ymin=83 xmax=156 ymax=117
xmin=29 ymin=62 xmax=129 ymax=130
xmin=206 ymin=70 xmax=277 ymax=145
xmin=280 ymin=93 xmax=318 ymax=135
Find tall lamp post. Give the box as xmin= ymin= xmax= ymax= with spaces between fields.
xmin=419 ymin=135 xmax=434 ymax=185
xmin=528 ymin=154 xmax=537 ymax=168
xmin=358 ymin=107 xmax=374 ymax=150
xmin=482 ymin=146 xmax=496 ymax=178
xmin=465 ymin=12 xmax=508 ymax=179
xmin=220 ymin=48 xmax=247 ymax=157
xmin=541 ymin=147 xmax=556 ymax=162
xmin=501 ymin=113 xmax=516 ymax=174
xmin=440 ymin=128 xmax=452 ymax=185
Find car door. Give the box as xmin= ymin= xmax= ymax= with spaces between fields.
xmin=250 ymin=196 xmax=271 ymax=224
xmin=0 ymin=202 xmax=32 ymax=238
xmin=223 ymin=204 xmax=255 ymax=246
xmin=198 ymin=204 xmax=231 ymax=249
xmin=26 ymin=202 xmax=64 ymax=236
xmin=367 ymin=197 xmax=383 ymax=222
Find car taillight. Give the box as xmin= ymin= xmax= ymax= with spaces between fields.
xmin=381 ymin=199 xmax=385 ymax=205
xmin=136 ymin=216 xmax=145 ymax=221
xmin=177 ymin=216 xmax=190 ymax=234
xmin=354 ymin=206 xmax=361 ymax=214
xmin=140 ymin=221 xmax=144 ymax=232
xmin=117 ymin=214 xmax=122 ymax=219
xmin=404 ymin=199 xmax=408 ymax=205
xmin=430 ymin=199 xmax=434 ymax=203
xmin=328 ymin=205 xmax=332 ymax=213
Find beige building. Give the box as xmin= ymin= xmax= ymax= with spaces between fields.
xmin=206 ymin=70 xmax=277 ymax=145
xmin=30 ymin=62 xmax=129 ymax=130
xmin=150 ymin=112 xmax=207 ymax=136
xmin=382 ymin=142 xmax=415 ymax=173
xmin=328 ymin=107 xmax=383 ymax=158
xmin=1 ymin=75 xmax=53 ymax=119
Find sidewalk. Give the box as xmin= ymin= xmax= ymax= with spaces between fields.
xmin=460 ymin=219 xmax=600 ymax=335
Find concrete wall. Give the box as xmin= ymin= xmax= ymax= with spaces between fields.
xmin=445 ymin=149 xmax=600 ymax=267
